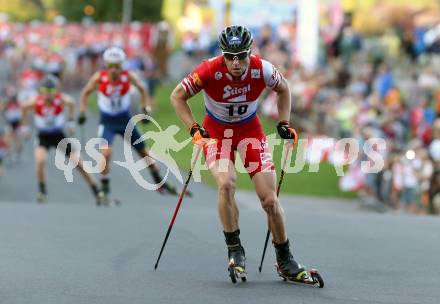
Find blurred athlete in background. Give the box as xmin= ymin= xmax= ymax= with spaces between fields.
xmin=79 ymin=47 xmax=178 ymax=203
xmin=21 ymin=75 xmax=100 ymax=203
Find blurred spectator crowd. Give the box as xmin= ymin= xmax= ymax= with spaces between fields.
xmin=0 ymin=20 xmax=173 ymax=97
xmin=3 ymin=14 xmax=440 ymax=214
xmin=251 ymin=18 xmax=440 ymax=215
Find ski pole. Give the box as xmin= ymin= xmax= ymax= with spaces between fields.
xmin=154 ymin=142 xmax=208 ymax=270
xmin=258 ymin=142 xmax=293 ymax=273
xmin=80 ymin=124 xmax=85 ymax=147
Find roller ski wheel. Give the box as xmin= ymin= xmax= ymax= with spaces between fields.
xmin=97 ymin=191 xmax=121 ymax=207
xmin=96 ymin=191 xmax=104 ymax=206
xmin=36 ymin=192 xmax=47 ymax=204
xmin=227 ymin=245 xmax=247 ymax=284
xmin=228 ymin=260 xmax=247 ymax=284
xmin=275 ymin=263 xmax=324 ymax=288
xmin=183 ymin=189 xmax=193 ymax=197
xmin=156 ymin=183 xmax=179 ymax=196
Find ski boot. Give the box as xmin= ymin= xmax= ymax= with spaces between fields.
xmin=97 ymin=179 xmax=121 ymax=207
xmin=150 ymin=168 xmax=179 ymax=196
xmin=90 ymin=184 xmax=102 ymax=206
xmin=156 ymin=182 xmax=179 ymax=196
xmin=274 ymin=240 xmax=324 ymax=288
xmin=228 ymin=244 xmax=247 ymax=283
xmin=36 ymin=192 xmax=47 ymax=204
xmin=99 ymin=178 xmax=111 ymax=207
xmin=162 ymin=182 xmax=178 ymax=195
xmin=96 ymin=190 xmax=105 ymax=206
xmin=97 ymin=191 xmax=121 ymax=206
xmin=37 ymin=183 xmax=47 ymax=204
xmin=224 ymin=230 xmax=247 ymax=283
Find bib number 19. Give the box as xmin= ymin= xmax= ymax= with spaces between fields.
xmin=226 ymin=104 xmax=248 ymax=116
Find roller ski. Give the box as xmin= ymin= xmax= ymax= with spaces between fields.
xmin=224 ymin=230 xmax=247 ymax=283
xmin=96 ymin=179 xmax=120 ymax=207
xmin=156 ymin=182 xmax=177 ymax=195
xmin=155 ymin=182 xmax=191 ymax=197
xmin=274 ymin=240 xmax=324 ymax=288
xmin=227 ymin=245 xmax=247 ymax=283
xmin=163 ymin=185 xmax=193 ymax=197
xmin=36 ymin=192 xmax=47 ymax=204
xmin=96 ymin=191 xmax=121 ymax=207
xmin=151 ymin=168 xmax=190 ymax=197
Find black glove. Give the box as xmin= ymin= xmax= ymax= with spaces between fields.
xmin=277 ymin=120 xmax=298 ymax=142
xmin=142 ymin=106 xmax=151 ymax=125
xmin=77 ymin=113 xmax=86 ymax=125
xmin=190 ymin=123 xmax=209 ymax=138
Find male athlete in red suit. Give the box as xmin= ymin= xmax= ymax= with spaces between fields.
xmin=171 ymin=26 xmax=310 ymax=283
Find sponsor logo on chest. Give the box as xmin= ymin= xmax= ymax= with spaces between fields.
xmin=41 ymin=104 xmax=58 ymax=116
xmin=106 ymin=84 xmax=123 ymax=96
xmin=223 ymin=84 xmax=251 ymax=99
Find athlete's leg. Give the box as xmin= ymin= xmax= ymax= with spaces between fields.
xmin=35 ymin=145 xmax=48 ymax=201
xmin=58 ymin=137 xmax=100 ymax=197
xmin=99 ymin=145 xmax=112 ymax=176
xmin=135 ymin=147 xmax=156 ymax=168
xmin=13 ymin=127 xmax=23 ymax=157
xmin=98 ymin=144 xmax=112 ymax=195
xmin=252 ymin=171 xmax=287 ymax=244
xmin=75 ymin=158 xmax=100 ymax=198
xmin=127 ymin=126 xmax=177 ymax=194
xmin=75 ymin=158 xmax=96 ymax=186
xmin=253 ymin=171 xmax=305 ymax=278
xmin=209 ymin=160 xmax=239 ymax=232
xmin=127 ymin=125 xmax=155 ymax=167
xmin=97 ymin=124 xmax=115 ymax=195
xmin=11 ymin=122 xmax=22 ymax=157
xmin=35 ymin=146 xmax=47 ymax=187
xmin=209 ymin=159 xmax=246 ymax=276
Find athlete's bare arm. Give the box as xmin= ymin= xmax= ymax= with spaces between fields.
xmin=20 ymin=98 xmax=36 ymax=126
xmin=79 ymin=72 xmax=100 ymax=114
xmin=61 ymin=93 xmax=76 ymax=121
xmin=129 ymin=71 xmax=152 ymax=110
xmin=272 ymin=77 xmax=291 ymax=122
xmin=170 ymin=83 xmax=196 ymax=129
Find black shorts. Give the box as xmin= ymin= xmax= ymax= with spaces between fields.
xmin=37 ymin=132 xmax=72 ymax=156
xmin=8 ymin=120 xmax=20 ymax=131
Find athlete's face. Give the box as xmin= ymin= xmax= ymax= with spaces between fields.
xmin=40 ymin=87 xmax=56 ymax=102
xmin=107 ymin=63 xmax=122 ymax=80
xmin=223 ymin=50 xmax=250 ymax=77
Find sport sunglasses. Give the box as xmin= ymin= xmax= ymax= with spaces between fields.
xmin=222 ymin=50 xmax=250 ymax=61
xmin=107 ymin=63 xmax=122 ymax=69
xmin=40 ymin=87 xmax=57 ymax=94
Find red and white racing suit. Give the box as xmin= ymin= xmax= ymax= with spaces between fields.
xmin=181 ymin=54 xmax=282 ymax=177
xmin=4 ymin=100 xmax=22 ymax=130
xmin=34 ymin=94 xmax=71 ymax=153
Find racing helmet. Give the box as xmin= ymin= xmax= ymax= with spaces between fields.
xmin=40 ymin=74 xmax=59 ymax=90
xmin=103 ymin=47 xmax=126 ymax=65
xmin=219 ymin=25 xmax=253 ymax=53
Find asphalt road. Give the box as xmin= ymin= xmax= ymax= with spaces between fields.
xmin=0 ymin=117 xmax=440 ymax=304
xmin=1 ymin=107 xmax=439 ymax=304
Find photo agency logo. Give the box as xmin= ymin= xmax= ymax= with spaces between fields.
xmin=113 ymin=113 xmax=190 ymax=190
xmin=55 ymin=119 xmax=387 ymax=188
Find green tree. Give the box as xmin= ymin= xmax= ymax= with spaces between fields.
xmin=0 ymin=0 xmax=43 ymax=21
xmin=53 ymin=0 xmax=163 ymax=22
xmin=132 ymin=0 xmax=163 ymax=22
